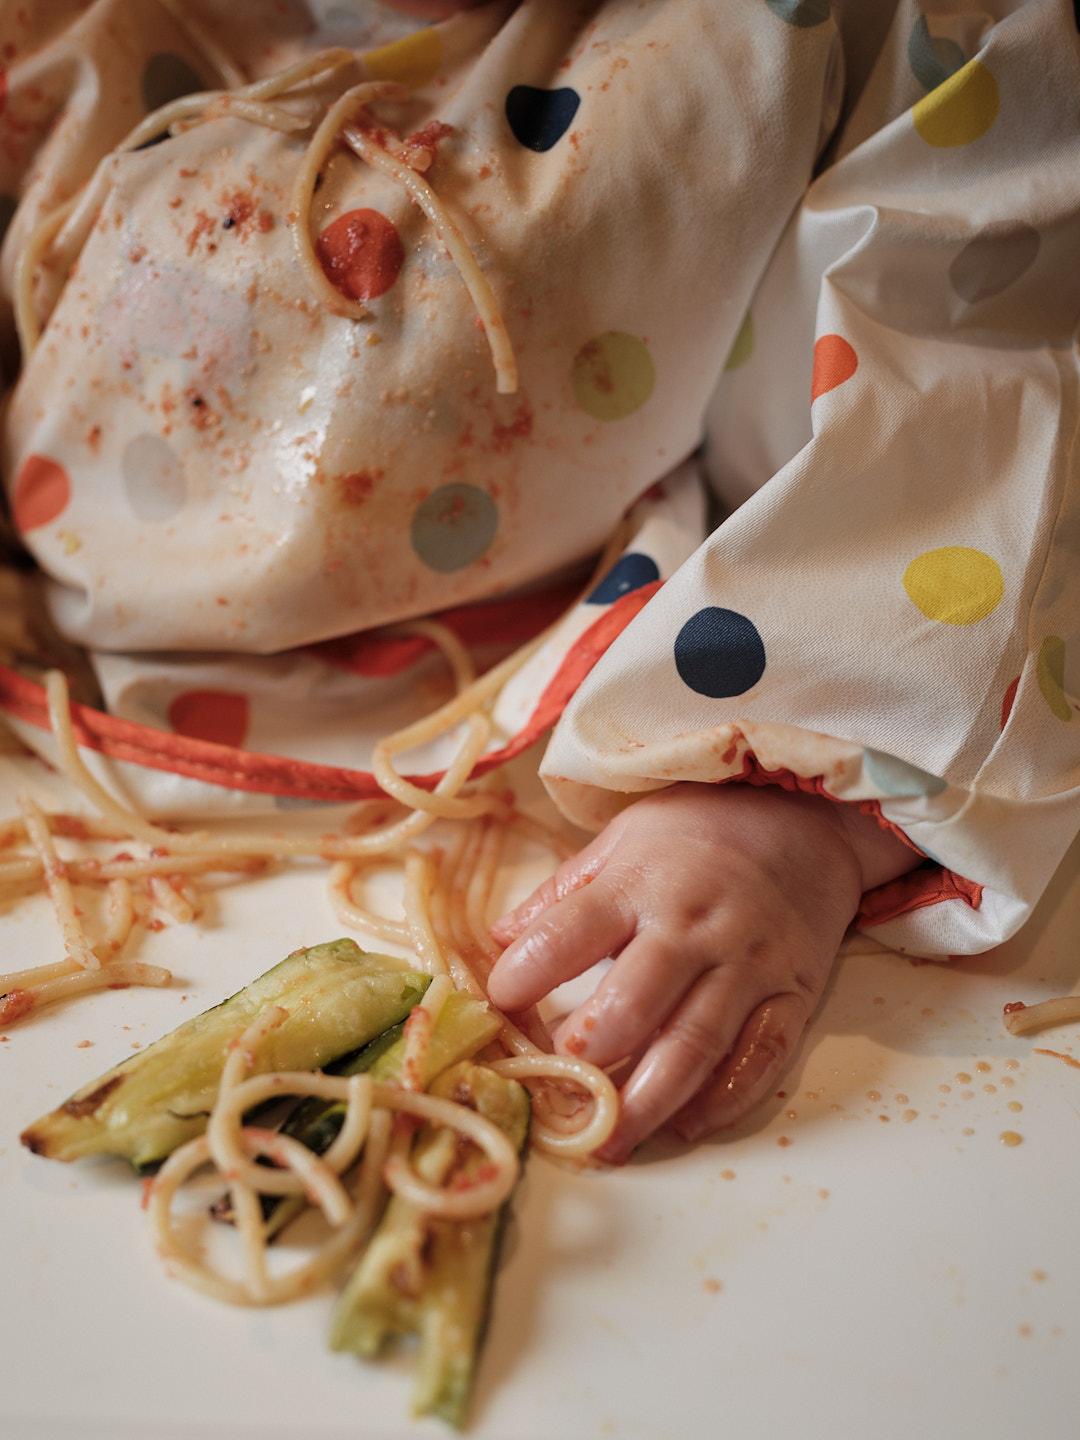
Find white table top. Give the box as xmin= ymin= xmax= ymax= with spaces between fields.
xmin=2 ymin=745 xmax=1078 ymax=1440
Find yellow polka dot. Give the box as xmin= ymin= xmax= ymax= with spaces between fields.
xmin=571 ymin=332 xmax=655 ymax=422
xmin=1037 ymin=636 xmax=1072 ymax=722
xmin=903 ymin=547 xmax=1003 ymax=625
xmin=362 ymin=28 xmax=442 ymax=90
xmin=912 ymin=60 xmax=999 ymax=147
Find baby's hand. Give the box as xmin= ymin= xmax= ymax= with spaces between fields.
xmin=488 ymin=782 xmax=918 ymax=1162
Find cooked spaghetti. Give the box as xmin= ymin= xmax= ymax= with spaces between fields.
xmin=1 ymin=630 xmax=619 ymax=1166
xmin=1002 ymin=996 xmax=1080 ymax=1036
xmin=15 ymin=47 xmax=517 ymax=392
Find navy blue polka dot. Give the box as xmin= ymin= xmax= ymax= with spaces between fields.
xmin=674 ymin=608 xmax=766 ymax=698
xmin=505 ymin=85 xmax=581 ymax=152
xmin=586 ymin=552 xmax=660 ymax=605
xmin=142 ymin=52 xmax=206 ymax=112
xmin=0 ymin=194 xmax=16 ymax=247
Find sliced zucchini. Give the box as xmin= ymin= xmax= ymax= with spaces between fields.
xmin=283 ymin=991 xmax=503 ymax=1157
xmin=20 ymin=939 xmax=430 ymax=1171
xmin=330 ymin=1060 xmax=530 ymax=1429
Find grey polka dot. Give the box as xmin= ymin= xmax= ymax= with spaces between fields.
xmin=949 ymin=222 xmax=1041 ymax=304
xmin=122 ymin=433 xmax=187 ymax=521
xmin=410 ymin=484 xmax=498 ymax=573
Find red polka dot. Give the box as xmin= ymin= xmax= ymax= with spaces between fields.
xmin=811 ymin=334 xmax=858 ymax=401
xmin=316 ymin=209 xmax=404 ymax=302
xmin=167 ymin=690 xmax=249 ymax=748
xmin=1000 ymin=674 xmax=1020 ymax=730
xmin=12 ymin=454 xmax=71 ymax=531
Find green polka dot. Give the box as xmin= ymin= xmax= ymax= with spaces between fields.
xmin=410 ymin=483 xmax=498 ymax=572
xmin=1037 ymin=636 xmax=1072 ymax=722
xmin=142 ymin=53 xmax=206 ymax=113
xmin=903 ymin=547 xmax=1003 ymax=626
xmin=912 ymin=60 xmax=998 ymax=148
xmin=571 ymin=332 xmax=655 ymax=422
xmin=724 ymin=310 xmax=754 ymax=371
xmin=764 ymin=0 xmax=831 ymax=26
xmin=863 ymin=748 xmax=947 ymax=798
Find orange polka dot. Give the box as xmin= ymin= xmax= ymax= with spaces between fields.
xmin=316 ymin=209 xmax=405 ymax=302
xmin=13 ymin=454 xmax=71 ymax=531
xmin=167 ymin=690 xmax=249 ymax=748
xmin=811 ymin=334 xmax=858 ymax=401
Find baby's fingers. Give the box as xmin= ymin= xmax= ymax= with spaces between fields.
xmin=673 ymin=993 xmax=809 ymax=1141
xmin=593 ymin=967 xmax=737 ymax=1165
xmin=487 ymin=875 xmax=634 ymax=1013
xmin=490 ymin=838 xmax=610 ymax=946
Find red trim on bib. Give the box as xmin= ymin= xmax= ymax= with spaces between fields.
xmin=854 ymin=866 xmax=982 ymax=929
xmin=303 ymin=580 xmax=582 ymax=678
xmin=0 ymin=579 xmax=980 ymax=927
xmin=0 ymin=581 xmax=661 ymax=803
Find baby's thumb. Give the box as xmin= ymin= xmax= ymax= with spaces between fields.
xmin=489 ymin=843 xmax=606 ymax=945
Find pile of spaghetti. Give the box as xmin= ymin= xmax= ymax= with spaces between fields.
xmin=4 ymin=635 xmax=618 ymax=1424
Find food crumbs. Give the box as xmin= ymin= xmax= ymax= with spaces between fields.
xmin=702 ymin=1277 xmax=722 ymax=1294
xmin=1000 ymin=1130 xmax=1023 ymax=1146
xmin=76 ymin=1040 xmax=93 ymax=1048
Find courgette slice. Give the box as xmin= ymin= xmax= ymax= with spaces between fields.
xmin=20 ymin=939 xmax=430 ymax=1171
xmin=330 ymin=1060 xmax=530 ymax=1429
xmin=221 ymin=992 xmax=503 ymax=1233
xmin=284 ymin=991 xmax=503 ymax=1156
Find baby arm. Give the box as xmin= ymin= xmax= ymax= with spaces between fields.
xmin=487 ymin=783 xmax=919 ymax=1162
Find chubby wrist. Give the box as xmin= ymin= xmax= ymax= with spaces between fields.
xmin=826 ymin=798 xmax=923 ymax=894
